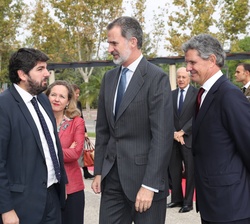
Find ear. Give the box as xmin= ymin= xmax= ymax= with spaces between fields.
xmin=130 ymin=37 xmax=138 ymax=48
xmin=17 ymin=70 xmax=27 ymax=81
xmin=208 ymin=54 xmax=217 ymax=67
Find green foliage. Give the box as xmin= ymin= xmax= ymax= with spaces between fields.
xmin=0 ymin=0 xmax=25 ymax=85
xmin=167 ymin=0 xmax=250 ymax=55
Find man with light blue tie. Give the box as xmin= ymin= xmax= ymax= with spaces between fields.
xmin=167 ymin=67 xmax=198 ymax=213
xmin=92 ymin=16 xmax=174 ymax=224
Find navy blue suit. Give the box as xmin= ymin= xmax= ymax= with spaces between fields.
xmin=193 ymin=75 xmax=250 ymax=222
xmin=0 ymin=85 xmax=67 ymax=224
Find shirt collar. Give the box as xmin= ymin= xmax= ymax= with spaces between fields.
xmin=202 ymin=70 xmax=223 ymax=92
xmin=123 ymin=54 xmax=143 ymax=72
xmin=14 ymin=83 xmax=34 ymax=103
xmin=179 ymin=84 xmax=190 ymax=92
xmin=244 ymin=81 xmax=250 ymax=89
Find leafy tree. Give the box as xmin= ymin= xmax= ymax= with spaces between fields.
xmin=26 ymin=0 xmax=123 ymax=111
xmin=0 ymin=0 xmax=24 ymax=85
xmin=166 ymin=0 xmax=250 ymax=55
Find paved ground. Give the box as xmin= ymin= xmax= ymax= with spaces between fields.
xmin=84 ymin=173 xmax=201 ymax=224
xmin=83 ymin=109 xmax=201 ymax=223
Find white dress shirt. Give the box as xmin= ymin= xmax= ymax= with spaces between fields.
xmin=14 ymin=84 xmax=59 ymax=187
xmin=200 ymin=70 xmax=223 ymax=107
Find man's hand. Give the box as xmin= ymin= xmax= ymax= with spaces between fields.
xmin=2 ymin=210 xmax=19 ymax=224
xmin=91 ymin=175 xmax=101 ymax=194
xmin=135 ymin=187 xmax=154 ymax=213
xmin=174 ymin=130 xmax=185 ymax=145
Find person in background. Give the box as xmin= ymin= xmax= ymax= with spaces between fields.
xmin=72 ymin=84 xmax=94 ymax=179
xmin=167 ymin=67 xmax=197 ymax=213
xmin=46 ymin=80 xmax=85 ymax=224
xmin=91 ymin=16 xmax=173 ymax=224
xmin=182 ymin=34 xmax=250 ymax=224
xmin=0 ymin=48 xmax=67 ymax=224
xmin=235 ymin=63 xmax=250 ymax=97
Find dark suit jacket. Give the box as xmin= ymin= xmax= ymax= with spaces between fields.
xmin=94 ymin=57 xmax=174 ymax=202
xmin=193 ymin=75 xmax=250 ymax=222
xmin=172 ymin=85 xmax=198 ymax=148
xmin=0 ymin=85 xmax=67 ymax=224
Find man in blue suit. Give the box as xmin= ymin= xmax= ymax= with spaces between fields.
xmin=0 ymin=48 xmax=67 ymax=224
xmin=182 ymin=34 xmax=250 ymax=223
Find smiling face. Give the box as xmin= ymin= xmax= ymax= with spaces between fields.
xmin=177 ymin=67 xmax=190 ymax=89
xmin=48 ymin=85 xmax=69 ymax=113
xmin=185 ymin=49 xmax=215 ymax=86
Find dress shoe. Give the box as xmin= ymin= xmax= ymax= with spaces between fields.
xmin=167 ymin=202 xmax=183 ymax=208
xmin=179 ymin=205 xmax=193 ymax=213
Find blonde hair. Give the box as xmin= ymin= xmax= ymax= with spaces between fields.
xmin=45 ymin=80 xmax=81 ymax=119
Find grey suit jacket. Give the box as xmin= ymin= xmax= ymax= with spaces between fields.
xmin=94 ymin=57 xmax=174 ymax=201
xmin=0 ymin=85 xmax=67 ymax=224
xmin=172 ymin=85 xmax=198 ymax=148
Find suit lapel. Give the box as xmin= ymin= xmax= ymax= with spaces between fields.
xmin=10 ymin=86 xmax=46 ymax=158
xmin=193 ymin=75 xmax=228 ymax=141
xmin=244 ymin=86 xmax=250 ymax=96
xmin=179 ymin=86 xmax=194 ymax=117
xmin=115 ymin=58 xmax=146 ymax=121
xmin=172 ymin=89 xmax=178 ymax=115
xmin=109 ymin=67 xmax=121 ymax=127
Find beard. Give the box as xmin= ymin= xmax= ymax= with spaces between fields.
xmin=26 ymin=75 xmax=48 ymax=95
xmin=112 ymin=44 xmax=131 ymax=65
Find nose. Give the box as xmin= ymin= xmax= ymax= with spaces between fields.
xmin=108 ymin=44 xmax=114 ymax=54
xmin=45 ymin=69 xmax=51 ymax=77
xmin=186 ymin=64 xmax=192 ymax=72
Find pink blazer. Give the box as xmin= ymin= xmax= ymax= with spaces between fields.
xmin=58 ymin=116 xmax=85 ymax=194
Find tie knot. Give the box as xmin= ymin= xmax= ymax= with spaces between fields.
xmin=242 ymin=87 xmax=246 ymax=93
xmin=198 ymin=87 xmax=205 ymax=97
xmin=122 ymin=67 xmax=129 ymax=76
xmin=180 ymin=89 xmax=184 ymax=93
xmin=31 ymin=97 xmax=37 ymax=105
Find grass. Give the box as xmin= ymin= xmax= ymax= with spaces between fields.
xmin=87 ymin=132 xmax=96 ymax=138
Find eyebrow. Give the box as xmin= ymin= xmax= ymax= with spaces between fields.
xmin=107 ymin=41 xmax=119 ymax=45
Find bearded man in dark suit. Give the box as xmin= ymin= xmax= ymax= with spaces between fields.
xmin=0 ymin=48 xmax=67 ymax=224
xmin=91 ymin=16 xmax=174 ymax=224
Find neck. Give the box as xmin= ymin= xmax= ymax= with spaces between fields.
xmin=54 ymin=111 xmax=64 ymax=127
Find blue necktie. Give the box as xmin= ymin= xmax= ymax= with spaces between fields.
xmin=115 ymin=67 xmax=129 ymax=116
xmin=178 ymin=89 xmax=184 ymax=114
xmin=31 ymin=97 xmax=61 ymax=182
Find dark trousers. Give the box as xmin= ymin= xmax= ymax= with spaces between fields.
xmin=99 ymin=162 xmax=166 ymax=224
xmin=168 ymin=141 xmax=195 ymax=206
xmin=201 ymin=218 xmax=250 ymax=224
xmin=62 ymin=190 xmax=85 ymax=224
xmin=40 ymin=184 xmax=62 ymax=224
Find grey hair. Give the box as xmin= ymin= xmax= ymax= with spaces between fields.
xmin=107 ymin=16 xmax=143 ymax=49
xmin=182 ymin=34 xmax=226 ymax=68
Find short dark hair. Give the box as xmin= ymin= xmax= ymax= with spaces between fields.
xmin=237 ymin=63 xmax=250 ymax=72
xmin=107 ymin=16 xmax=143 ymax=49
xmin=9 ymin=48 xmax=49 ymax=84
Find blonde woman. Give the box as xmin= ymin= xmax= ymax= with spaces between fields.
xmin=46 ymin=80 xmax=85 ymax=224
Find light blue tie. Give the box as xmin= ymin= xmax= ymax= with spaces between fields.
xmin=115 ymin=67 xmax=129 ymax=117
xmin=178 ymin=89 xmax=184 ymax=114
